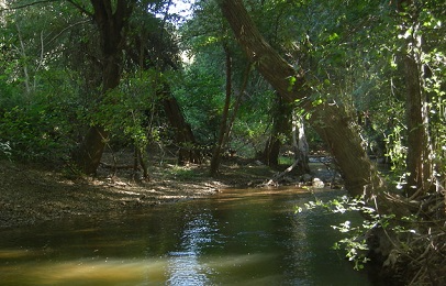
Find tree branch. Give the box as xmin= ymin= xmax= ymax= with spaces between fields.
xmin=45 ymin=19 xmax=92 ymax=48
xmin=66 ymin=0 xmax=93 ymax=17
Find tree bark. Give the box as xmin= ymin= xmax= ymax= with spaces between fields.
xmin=403 ymin=53 xmax=433 ymax=197
xmin=73 ymin=126 xmax=109 ymax=175
xmin=398 ymin=6 xmax=433 ymax=197
xmin=220 ymin=0 xmax=386 ymax=199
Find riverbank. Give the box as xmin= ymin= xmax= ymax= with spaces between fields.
xmin=0 ymin=155 xmax=279 ymax=229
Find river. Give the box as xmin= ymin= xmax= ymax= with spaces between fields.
xmin=0 ymin=188 xmax=372 ymax=285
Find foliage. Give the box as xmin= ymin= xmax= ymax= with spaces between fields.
xmin=0 ymin=1 xmax=180 ymax=164
xmin=0 ymin=63 xmax=84 ymax=163
xmin=0 ymin=2 xmax=89 ymax=162
xmin=300 ymin=191 xmax=446 ymax=285
xmin=172 ymin=62 xmax=224 ymax=143
xmin=299 ymin=195 xmax=399 ymax=271
xmin=298 ymin=196 xmax=374 ymax=270
xmin=88 ymin=69 xmax=162 ymax=152
xmin=0 ymin=99 xmax=73 ymax=161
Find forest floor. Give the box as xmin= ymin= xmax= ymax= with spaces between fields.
xmin=0 ymin=152 xmax=295 ymax=230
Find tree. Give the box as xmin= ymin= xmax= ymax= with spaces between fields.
xmin=219 ymin=0 xmax=386 ymax=201
xmin=68 ymin=0 xmax=135 ymax=174
xmin=0 ymin=1 xmax=90 ymax=161
xmin=396 ymin=0 xmax=434 ymax=198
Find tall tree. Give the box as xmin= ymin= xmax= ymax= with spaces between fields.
xmin=69 ymin=0 xmax=135 ymax=174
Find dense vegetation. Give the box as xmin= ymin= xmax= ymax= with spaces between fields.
xmin=1 ymin=0 xmax=445 ymax=284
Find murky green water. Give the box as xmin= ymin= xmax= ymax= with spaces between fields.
xmin=0 ymin=188 xmax=372 ymax=285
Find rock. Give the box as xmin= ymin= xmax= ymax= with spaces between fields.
xmin=312 ymin=177 xmax=325 ymax=188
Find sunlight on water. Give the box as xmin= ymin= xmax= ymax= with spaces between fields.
xmin=167 ymin=254 xmax=210 ymax=286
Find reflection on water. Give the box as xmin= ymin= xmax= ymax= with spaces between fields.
xmin=0 ymin=188 xmax=372 ymax=285
xmin=167 ymin=212 xmax=214 ymax=286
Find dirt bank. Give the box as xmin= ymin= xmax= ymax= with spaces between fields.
xmin=0 ymin=155 xmax=277 ymax=229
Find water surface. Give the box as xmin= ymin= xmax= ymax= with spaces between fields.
xmin=0 ymin=188 xmax=371 ymax=285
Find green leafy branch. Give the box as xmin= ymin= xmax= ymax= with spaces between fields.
xmin=297 ymin=195 xmax=418 ymax=271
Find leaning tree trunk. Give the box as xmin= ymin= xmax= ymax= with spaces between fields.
xmin=162 ymin=95 xmax=202 ymax=165
xmin=73 ymin=0 xmax=134 ymax=174
xmin=220 ymin=0 xmax=387 ymax=201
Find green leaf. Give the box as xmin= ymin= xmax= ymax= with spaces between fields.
xmin=288 ymin=76 xmax=297 ymax=91
xmin=312 ymin=99 xmax=323 ymax=106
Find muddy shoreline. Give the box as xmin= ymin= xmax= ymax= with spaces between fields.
xmin=0 ymin=157 xmax=277 ymax=229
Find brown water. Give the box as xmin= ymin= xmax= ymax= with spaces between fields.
xmin=0 ymin=188 xmax=372 ymax=285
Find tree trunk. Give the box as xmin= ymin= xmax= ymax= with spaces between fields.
xmin=399 ymin=7 xmax=433 ymax=197
xmin=220 ymin=0 xmax=386 ymax=199
xmin=262 ymin=96 xmax=291 ymax=166
xmin=162 ymin=95 xmax=202 ymax=165
xmin=73 ymin=0 xmax=134 ymax=174
xmin=403 ymin=53 xmax=433 ymax=197
xmin=262 ymin=138 xmax=281 ymax=166
xmin=73 ymin=126 xmax=109 ymax=175
xmin=292 ymin=111 xmax=311 ymax=174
